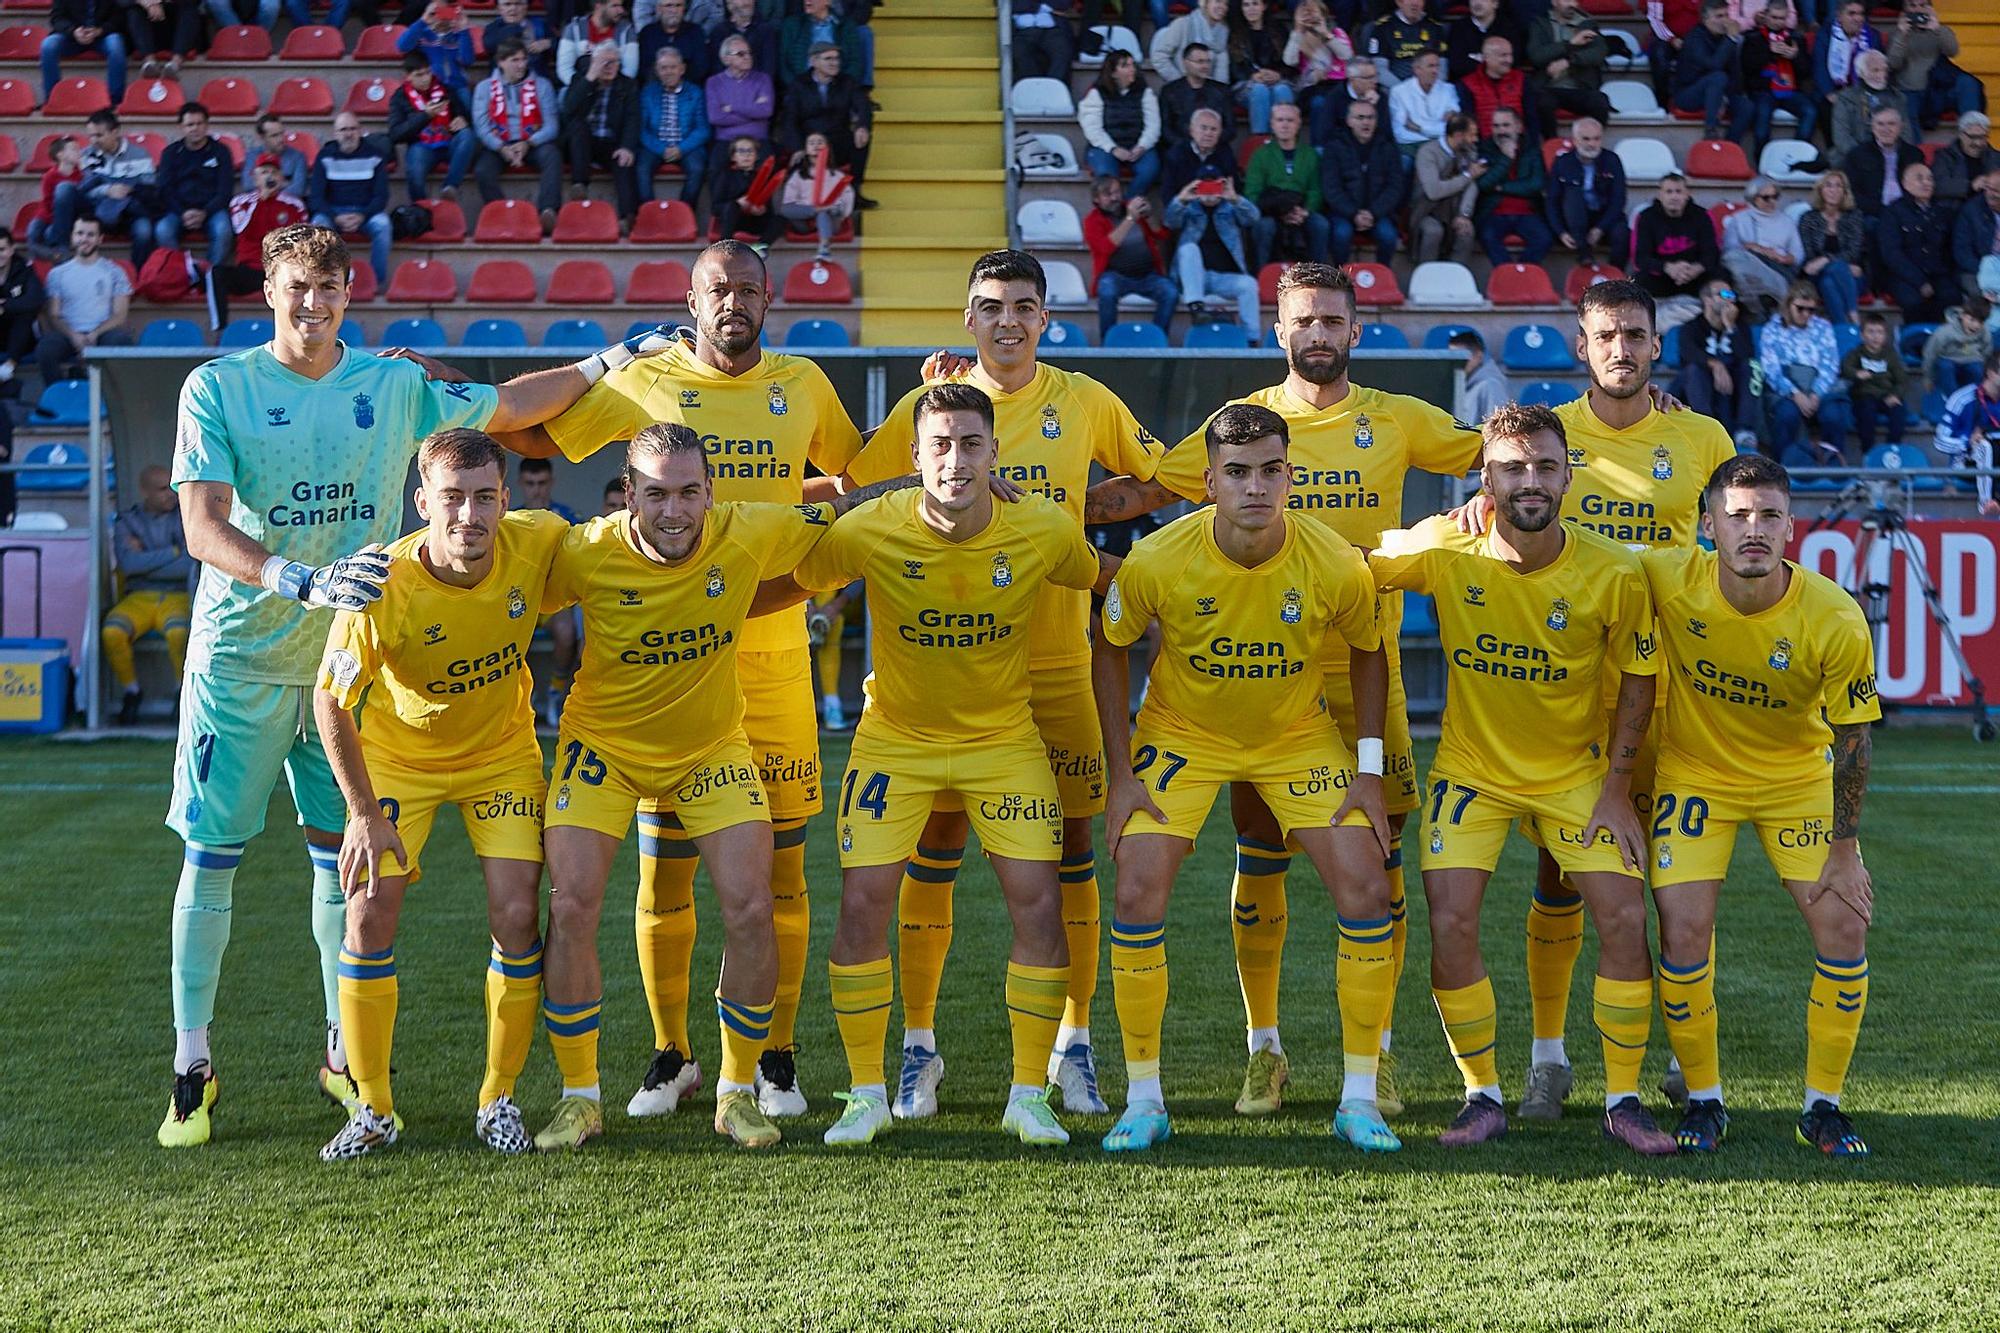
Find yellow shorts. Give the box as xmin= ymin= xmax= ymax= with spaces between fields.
xmin=546 ymin=726 xmax=769 ymax=841
xmin=1521 ymin=705 xmax=1661 ymax=852
xmin=930 ymin=660 xmax=1106 ymax=821
xmin=1420 ymin=769 xmax=1633 ymax=878
xmin=837 ymin=724 xmax=1063 ymax=867
xmin=1116 ymin=716 xmax=1370 ymax=846
xmin=359 ymin=745 xmax=546 ymax=883
xmin=738 ymin=647 xmax=823 ymax=820
xmin=1319 ymin=644 xmax=1419 ymax=815
xmin=1649 ymin=768 xmax=1844 ymax=888
xmin=105 ymin=588 xmax=191 ymax=639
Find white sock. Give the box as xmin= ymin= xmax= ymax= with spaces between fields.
xmin=902 ymin=1027 xmax=936 ymax=1052
xmin=1341 ymin=1072 xmax=1378 ymax=1104
xmin=1248 ymin=1026 xmax=1282 ymax=1055
xmin=1007 ymin=1082 xmax=1043 ymax=1104
xmin=325 ymin=1021 xmax=346 ymax=1072
xmin=307 ymin=844 xmax=344 ymax=1027
xmin=173 ymin=1026 xmax=210 ymax=1075
xmin=1667 ymin=1054 xmax=1684 ymax=1074
xmin=1126 ymin=1075 xmax=1163 ymax=1107
xmin=1053 ymin=1023 xmax=1088 ymax=1052
xmin=1531 ymin=1037 xmax=1568 ymax=1066
xmin=1805 ymin=1086 xmax=1839 ymax=1111
xmin=716 ymin=1078 xmax=754 ymax=1096
xmin=1688 ymin=1084 xmax=1723 ymax=1103
xmin=853 ymin=1081 xmax=888 ymax=1103
xmin=1379 ymin=1027 xmax=1394 ymax=1054
xmin=1470 ymin=1083 xmax=1503 ymax=1104
xmin=563 ymin=1083 xmax=601 ymax=1102
xmin=1604 ymin=1092 xmax=1633 ymax=1110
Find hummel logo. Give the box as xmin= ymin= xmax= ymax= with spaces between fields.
xmin=423 ymin=623 xmax=445 ymax=644
xmin=1464 ymin=585 xmax=1485 ymax=606
xmin=619 ymin=588 xmax=642 ymax=606
xmin=902 ymin=560 xmax=925 ymax=580
xmin=1195 ymin=597 xmax=1217 ymax=616
xmin=1687 ymin=618 xmax=1707 ymax=638
xmin=266 ymin=406 xmax=291 ymax=427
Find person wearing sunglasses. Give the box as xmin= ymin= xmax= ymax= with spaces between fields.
xmin=1672 ymin=278 xmax=1757 ymax=446
xmin=1720 ymin=175 xmax=1803 ymax=314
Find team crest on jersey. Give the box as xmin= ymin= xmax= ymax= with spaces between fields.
xmin=326 ymin=649 xmax=362 ymax=691
xmin=1041 ymin=404 xmax=1062 ymax=439
xmin=1353 ymin=414 xmax=1374 ymax=450
xmin=1546 ymin=597 xmax=1571 ymax=631
xmin=184 ymin=796 xmax=203 ymax=826
xmin=1769 ymin=637 xmax=1794 ymax=671
xmin=506 ymin=586 xmax=526 ymax=619
xmin=705 ymin=564 xmax=726 ymax=598
xmin=1104 ymin=582 xmax=1123 ymax=623
xmin=266 ymin=406 xmax=291 ymax=427
xmin=1196 ymin=597 xmax=1218 ymax=617
xmin=1657 ymin=843 xmax=1673 ymax=870
xmin=767 ymin=383 xmax=789 ymax=416
xmin=555 ymin=784 xmax=571 ymax=812
xmin=1567 ymin=447 xmax=1587 ymax=466
xmin=991 ymin=551 xmax=1013 ymax=588
xmin=902 ymin=560 xmax=924 ymax=580
xmin=1280 ymin=587 xmax=1303 ymax=624
xmin=619 ymin=588 xmax=642 ymax=606
xmin=840 ymin=825 xmax=853 ymax=853
xmin=1465 ymin=585 xmax=1485 ymax=606
xmin=680 ymin=389 xmax=700 ymax=408
xmin=1429 ymin=826 xmax=1444 ymax=855
xmin=1651 ymin=443 xmax=1674 ymax=480
xmin=352 ymin=392 xmax=375 ymax=429
xmin=424 ymin=623 xmax=445 ymax=645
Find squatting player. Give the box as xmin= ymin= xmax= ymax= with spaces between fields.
xmin=1085 ymin=262 xmax=1479 ymax=1117
xmin=493 ymin=240 xmax=864 ymax=1121
xmin=312 ymin=430 xmax=568 ymax=1160
xmin=1092 ymin=404 xmax=1401 ymax=1155
xmin=159 ymin=223 xmax=676 ymax=1147
xmin=834 ymin=248 xmax=1164 ymax=1118
xmin=1370 ymin=404 xmax=1676 ymax=1156
xmin=1641 ymin=454 xmax=1882 ymax=1157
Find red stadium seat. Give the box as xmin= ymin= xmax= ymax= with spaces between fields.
xmin=1578 ymin=0 xmax=1632 ymax=14
xmin=415 ymin=197 xmax=467 ymax=241
xmin=12 ymin=200 xmax=36 ymax=235
xmin=1685 ymin=138 xmax=1752 ymax=182
xmin=280 ymin=24 xmax=346 ymax=59
xmin=0 ymin=136 xmax=18 ymax=174
xmin=26 ymin=132 xmax=67 ymax=172
xmin=548 ymin=259 xmax=615 ymax=303
xmin=474 ymin=199 xmax=542 ymax=243
xmin=467 ymin=260 xmax=538 ymax=302
xmin=1541 ymin=136 xmax=1574 ymax=172
xmin=1234 ymin=133 xmax=1269 ymax=171
xmin=207 ymin=24 xmax=272 ymax=59
xmin=197 ymin=77 xmax=260 ymax=118
xmin=1564 ymin=262 xmax=1625 ymax=304
xmin=43 ymin=77 xmax=112 ymax=118
xmin=625 ymin=260 xmax=691 ymax=304
xmin=782 ymin=258 xmax=853 ymax=304
xmin=353 ymin=25 xmax=408 ymax=60
xmin=0 ymin=77 xmax=33 ymax=116
xmin=0 ymin=24 xmax=47 ymax=59
xmin=125 ymin=131 xmax=167 ymax=163
xmin=784 ymin=218 xmax=854 ymax=245
xmin=347 ymin=259 xmax=378 ymax=302
xmin=1708 ymin=200 xmax=1749 ymax=236
xmin=629 ymin=199 xmax=697 ymax=243
xmin=552 ymin=200 xmax=619 ymax=244
xmin=1345 ymin=262 xmax=1405 ymax=305
xmin=386 ymin=257 xmax=457 ymax=301
xmin=117 ymin=78 xmax=185 ymax=119
xmin=1487 ymin=261 xmax=1559 ymax=305
xmin=215 ymin=132 xmax=244 ymax=171
xmin=267 ymin=77 xmax=335 ymax=118
xmin=344 ymin=77 xmax=398 ymax=118
xmin=1920 ymin=139 xmax=1942 ymax=165
xmin=1257 ymin=261 xmax=1293 ymax=304
xmin=284 ymin=129 xmax=322 ymax=166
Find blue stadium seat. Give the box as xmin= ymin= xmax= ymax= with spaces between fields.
xmin=1103 ymin=321 xmax=1169 ymax=349
xmin=461 ymin=318 xmax=528 ymax=348
xmin=1518 ymin=379 xmax=1579 ymax=407
xmin=382 ymin=317 xmax=447 ymax=347
xmin=784 ymin=319 xmax=851 ymax=348
xmin=542 ymin=319 xmax=607 ymax=348
xmin=1183 ymin=321 xmax=1251 ymax=348
xmin=31 ymin=378 xmax=94 ymax=425
xmin=15 ymin=441 xmax=89 ymax=491
xmin=216 ymin=318 xmax=273 ymax=349
xmin=343 ymin=322 xmax=371 ymax=347
xmin=1920 ymin=389 xmax=1949 ymax=425
xmin=1261 ymin=325 xmax=1282 ymax=349
xmin=1834 ymin=322 xmax=1862 ymax=359
xmin=1042 ymin=318 xmax=1090 ymax=348
xmin=1501 ymin=324 xmax=1576 ymax=372
xmin=138 ymin=318 xmax=206 ymax=348
xmin=1866 ymin=442 xmax=1946 ymax=492
xmin=1358 ymin=324 xmax=1411 ymax=350
xmin=624 ymin=320 xmax=658 ymax=341
xmin=1401 ymin=592 xmax=1437 ymax=636
xmin=1657 ymin=332 xmax=1683 ymax=369
xmin=1898 ymin=323 xmax=1938 ymax=367
xmin=1421 ymin=323 xmax=1477 ymax=350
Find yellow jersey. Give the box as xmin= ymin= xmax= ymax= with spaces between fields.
xmin=847 ymin=363 xmax=1162 ymax=671
xmin=1554 ymin=395 xmax=1737 ymax=551
xmin=542 ymin=501 xmax=834 ymax=770
xmin=1371 ymin=515 xmax=1658 ymax=794
xmin=318 ymin=508 xmax=567 ymax=771
xmin=542 ymin=341 xmax=864 ymax=653
xmin=795 ymin=490 xmax=1101 ymax=745
xmin=1640 ymin=545 xmax=1880 ymax=790
xmin=1103 ymin=508 xmax=1382 ymax=748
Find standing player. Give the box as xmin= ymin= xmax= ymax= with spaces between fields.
xmin=1091 ymin=404 xmax=1401 ymax=1154
xmin=1933 ymin=347 xmax=2000 ymax=517
xmin=1371 ymin=404 xmax=1676 ymax=1155
xmin=1640 ymin=455 xmax=1881 ymax=1157
xmin=1084 ymin=262 xmax=1479 ymax=1117
xmin=832 ymin=249 xmax=1164 ymax=1118
xmin=312 ymin=429 xmax=568 ymax=1160
xmin=491 ymin=240 xmax=864 ymax=1121
xmin=158 ymin=223 xmax=675 ymax=1148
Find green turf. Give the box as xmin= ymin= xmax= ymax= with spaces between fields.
xmin=1 ymin=728 xmax=1996 ymax=1330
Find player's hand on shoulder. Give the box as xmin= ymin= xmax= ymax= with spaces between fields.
xmin=1647 ymin=382 xmax=1687 ymax=414
xmin=1105 ymin=774 xmax=1167 ymax=858
xmin=379 ymin=347 xmax=474 ymax=383
xmin=1335 ymin=772 xmax=1391 ymax=858
xmin=988 ymin=471 xmax=1026 ymax=503
xmin=1447 ymin=491 xmax=1494 ymax=536
xmin=337 ymin=812 xmax=406 ymax=898
xmin=920 ymin=348 xmax=973 ymax=381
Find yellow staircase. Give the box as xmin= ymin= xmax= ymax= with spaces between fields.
xmin=1936 ymin=3 xmax=2000 ymax=99
xmin=860 ymin=0 xmax=1009 ymax=345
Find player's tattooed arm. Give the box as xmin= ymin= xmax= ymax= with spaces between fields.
xmin=1084 ymin=475 xmax=1180 ymax=525
xmin=1092 ymin=549 xmax=1122 ymax=597
xmin=1583 ymin=670 xmax=1656 ymax=871
xmin=179 ymin=480 xmax=280 ymax=584
xmin=828 ymin=474 xmax=922 ymax=516
xmin=1811 ymin=722 xmax=1875 ymax=922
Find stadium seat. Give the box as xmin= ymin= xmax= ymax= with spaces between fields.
xmin=1235 ymin=133 xmax=1270 ymax=171
xmin=1919 ymin=388 xmax=1947 ymax=425
xmin=32 ymin=378 xmax=93 ymax=425
xmin=24 ymin=134 xmax=63 ymax=174
xmin=125 ymin=131 xmax=166 ymax=163
xmin=1578 ymin=0 xmax=1634 ymax=13
xmin=197 ymin=77 xmax=260 ymax=118
xmin=1010 ymin=77 xmax=1075 ymax=118
xmin=44 ymin=77 xmax=111 ymax=118
xmin=386 ymin=258 xmax=457 ymax=302
xmin=1401 ymin=591 xmax=1437 ymax=635
xmin=116 ymin=78 xmax=184 ymax=119
xmin=1015 ymin=132 xmax=1079 ymax=176
xmin=1519 ymin=379 xmax=1580 ymax=407
xmin=782 ymin=258 xmax=853 ymax=304
xmin=1600 ymin=27 xmax=1642 ymax=67
xmin=630 ymin=199 xmax=698 ymax=243
xmin=1502 ymin=323 xmax=1577 ymax=370
xmin=1835 ymin=322 xmax=1863 ymax=358
xmin=1685 ymin=139 xmax=1753 ymax=182
xmin=548 ymin=259 xmax=615 ymax=304
xmin=280 ymin=24 xmax=345 ymax=59
xmin=0 ymin=77 xmax=30 ymax=117
xmin=461 ymin=317 xmax=528 ymax=347
xmin=467 ymin=260 xmax=538 ymax=303
xmin=1103 ymin=321 xmax=1169 ymax=349
xmin=625 ymin=260 xmax=691 ymax=304
xmin=623 ymin=320 xmax=661 ymax=340
xmin=1564 ymin=262 xmax=1625 ymax=303
xmin=1358 ymin=323 xmax=1411 ymax=350
xmin=0 ymin=24 xmax=46 ymax=59
xmin=552 ymin=200 xmax=619 ymax=244
xmin=382 ymin=316 xmax=447 ymax=346
xmin=344 ymin=77 xmax=398 ymax=118
xmin=217 ymin=318 xmax=274 ymax=348
xmin=1421 ymin=323 xmax=1477 ymax=349
xmin=475 ymin=199 xmax=543 ymax=243
xmin=784 ymin=318 xmax=850 ymax=348
xmin=1408 ymin=261 xmax=1482 ymax=306
xmin=1657 ymin=331 xmax=1683 ymax=368
xmin=8 ymin=510 xmax=68 ymax=530
xmin=1612 ymin=137 xmax=1676 ymax=183
xmin=352 ymin=25 xmax=408 ymax=60
xmin=1017 ymin=199 xmax=1084 ymax=247
xmin=283 ymin=129 xmax=321 ymax=166
xmin=1346 ymin=262 xmax=1405 ymax=305
xmin=1488 ymin=262 xmax=1560 ymax=305
xmin=1077 ymin=23 xmax=1141 ymax=65
xmin=1042 ymin=260 xmax=1089 ymax=306
xmin=214 ymin=133 xmax=245 ymax=172
xmin=345 ymin=259 xmax=379 ymax=303
xmin=1257 ymin=261 xmax=1294 ymax=303
xmin=542 ymin=318 xmax=608 ymax=347
xmin=1899 ymin=323 xmax=1938 ymax=365
xmin=1541 ymin=136 xmax=1575 ymax=172
xmin=1184 ymin=321 xmax=1251 ymax=348
xmin=0 ymin=137 xmax=16 ymax=174
xmin=1043 ymin=318 xmax=1089 ymax=348
xmin=15 ymin=441 xmax=88 ymax=491
xmin=1602 ymin=81 xmax=1662 ymax=116
xmin=137 ymin=317 xmax=207 ymax=348
xmin=207 ymin=24 xmax=272 ymax=59
xmin=1760 ymin=138 xmax=1822 ymax=185
xmin=267 ymin=78 xmax=334 ymax=118
xmin=414 ymin=197 xmax=466 ymax=241
xmin=1867 ymin=442 xmax=1946 ymax=491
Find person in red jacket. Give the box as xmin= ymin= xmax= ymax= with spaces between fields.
xmin=208 ymin=153 xmax=310 ymax=329
xmin=1646 ymin=0 xmax=1703 ymax=103
xmin=1083 ymin=174 xmax=1178 ymax=339
xmin=1459 ymin=35 xmax=1529 ymax=136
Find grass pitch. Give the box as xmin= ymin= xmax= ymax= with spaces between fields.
xmin=2 ymin=728 xmax=1997 ymax=1330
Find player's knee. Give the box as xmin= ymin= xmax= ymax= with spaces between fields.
xmin=546 ymin=887 xmax=603 ymax=938
xmin=346 ymin=897 xmax=399 ymax=952
xmin=1655 ymin=904 xmax=1712 ymax=966
xmin=1813 ymin=911 xmax=1868 ymax=963
xmin=1593 ymin=893 xmax=1651 ymax=965
xmin=716 ymin=880 xmax=776 ymax=942
xmin=488 ymin=894 xmax=541 ymax=952
xmin=1424 ymin=895 xmax=1481 ymax=951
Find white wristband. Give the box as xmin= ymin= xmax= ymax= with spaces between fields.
xmin=575 ymin=352 xmax=609 ymax=386
xmin=258 ymin=554 xmax=290 ymax=593
xmin=1355 ymin=738 xmax=1385 ymax=776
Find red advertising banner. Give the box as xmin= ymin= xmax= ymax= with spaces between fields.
xmin=1788 ymin=519 xmax=1998 ymax=707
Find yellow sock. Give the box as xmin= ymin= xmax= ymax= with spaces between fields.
xmin=1231 ymin=836 xmax=1290 ymax=1032
xmin=1657 ymin=951 xmax=1720 ymax=1096
xmin=1335 ymin=915 xmax=1395 ymax=1078
xmin=543 ymin=995 xmax=601 ymax=1092
xmin=1384 ymin=835 xmax=1407 ymax=1039
xmin=1593 ymin=974 xmax=1654 ymax=1100
xmin=1433 ymin=977 xmax=1500 ymax=1093
xmin=769 ymin=820 xmax=810 ymax=1050
xmin=829 ymin=957 xmax=893 ymax=1088
xmin=896 ymin=843 xmax=961 ymax=1031
xmin=480 ymin=937 xmax=543 ymax=1106
xmin=100 ymin=622 xmax=138 ymax=692
xmin=1005 ymin=961 xmax=1068 ymax=1088
xmin=1525 ymin=883 xmax=1586 ymax=1043
xmin=1108 ymin=918 xmax=1167 ymax=1083
xmin=337 ymin=946 xmax=397 ymax=1116
xmin=1805 ymin=953 xmax=1869 ymax=1099
xmin=163 ymin=618 xmax=189 ymax=676
xmin=1059 ymin=851 xmax=1100 ymax=1030
xmin=716 ymin=992 xmax=775 ymax=1088
xmin=635 ymin=809 xmax=698 ymax=1057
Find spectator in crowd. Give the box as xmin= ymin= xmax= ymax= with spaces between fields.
xmin=779 ymin=0 xmax=863 ymax=88
xmin=1474 ymin=105 xmax=1548 ymax=264
xmin=1084 ymin=173 xmax=1177 ymax=337
xmin=602 ymin=476 xmax=626 ymax=515
xmin=1674 ymin=277 xmax=1757 ymax=440
xmin=1673 ymin=0 xmax=1753 ymax=142
xmin=1921 ymin=295 xmax=1995 ymax=393
xmin=475 ymin=39 xmax=565 ymax=226
xmin=1164 ymin=158 xmax=1260 ymax=337
xmin=1879 ymin=159 xmax=1957 ymax=321
xmin=712 ymin=135 xmax=782 ymax=245
xmin=209 ymin=152 xmax=309 ymax=325
xmin=1932 ymin=346 xmax=2000 ymax=515
xmin=0 ymin=230 xmax=44 ymax=384
xmin=29 ymin=136 xmax=84 ymax=257
xmin=1152 ymin=0 xmax=1231 ymax=82
xmin=206 ymin=0 xmax=279 ymax=31
xmin=239 ymin=116 xmax=308 ymax=199
xmin=1388 ymin=49 xmax=1459 ymax=153
xmin=1842 ymin=311 xmax=1912 ymax=453
xmin=1283 ymin=0 xmax=1351 ymax=104
xmin=1741 ymin=0 xmax=1817 ymax=150
xmin=636 ymin=47 xmax=704 ymax=208
xmin=486 ymin=0 xmax=557 ymax=80
xmin=1722 ymin=174 xmax=1804 ymax=310
xmin=1814 ymin=0 xmax=1884 ymax=100
xmin=1760 ymin=277 xmax=1850 ymax=464
xmin=1323 ymin=98 xmax=1406 ymax=264
xmin=1079 ymin=49 xmax=1163 ymax=198
xmin=1452 ymin=329 xmax=1511 ymax=423
xmin=1161 ymin=104 xmax=1240 ymax=198
xmin=1231 ymin=0 xmax=1295 ymax=135
xmin=560 ymin=0 xmax=640 ymax=86
xmin=1526 ymin=0 xmax=1612 ymax=138
xmin=707 ymin=35 xmax=775 ymax=148
xmin=43 ymin=0 xmax=128 ymax=105
xmin=1362 ymin=0 xmax=1445 ymax=87
xmin=154 ymin=103 xmax=234 ymax=266
xmin=1247 ymin=103 xmax=1328 ymax=265
xmin=1160 ymin=43 xmax=1235 ymax=150
xmin=1459 ymin=34 xmax=1528 ymax=137
xmin=1634 ymin=172 xmax=1720 ymax=328
xmin=1954 ymin=171 xmax=2000 ymax=298
xmin=641 ymin=0 xmax=712 ymax=83
xmin=1447 ymin=0 xmax=1525 ymax=83
xmin=1643 ymin=0 xmax=1701 ymax=108
xmin=400 ymin=2 xmax=480 ymax=98
xmin=1797 ymin=168 xmax=1864 ymax=325
xmin=1831 ymin=49 xmax=1905 ymax=163
xmin=563 ymin=44 xmax=641 ymax=224
xmin=1012 ymin=0 xmax=1074 ymax=82
xmin=54 ymin=111 xmax=158 ymax=266
xmin=636 ymin=0 xmax=722 ymax=35
xmin=1311 ymin=55 xmax=1382 ymax=149
xmin=777 ymin=132 xmax=854 ymax=261
xmin=1932 ymin=113 xmax=1996 ymax=209
xmin=777 ymin=43 xmax=873 ymax=205
xmin=1547 ymin=117 xmax=1627 ymax=267
xmin=390 ymin=52 xmax=477 ymax=203
xmin=1410 ymin=111 xmax=1482 ymax=265
xmin=1844 ymin=103 xmax=1924 ymax=225
xmin=36 ymin=217 xmax=133 ymax=385
xmin=309 ymin=114 xmax=394 ymax=284
xmin=103 ymin=464 xmax=194 ymax=725
xmin=708 ymin=0 xmax=777 ymax=78
xmin=1888 ymin=0 xmax=1983 ymax=132
xmin=128 ymin=0 xmax=201 ymax=82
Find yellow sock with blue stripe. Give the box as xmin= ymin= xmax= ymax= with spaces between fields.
xmin=1335 ymin=915 xmax=1395 ymax=1097
xmin=543 ymin=995 xmax=602 ymax=1099
xmin=769 ymin=819 xmax=811 ymax=1050
xmin=1434 ymin=977 xmax=1501 ymax=1096
xmin=1382 ymin=835 xmax=1407 ymax=1049
xmin=1109 ymin=919 xmax=1167 ymax=1103
xmin=1525 ymin=882 xmax=1586 ymax=1052
xmin=337 ymin=946 xmax=397 ymax=1116
xmin=1805 ymin=953 xmax=1868 ymax=1104
xmin=1058 ymin=850 xmax=1100 ymax=1034
xmin=1005 ymin=961 xmax=1068 ymax=1091
xmin=1231 ymin=836 xmax=1290 ymax=1042
xmin=1593 ymin=974 xmax=1655 ymax=1103
xmin=830 ymin=957 xmax=893 ymax=1090
xmin=717 ymin=992 xmax=775 ymax=1091
xmin=1657 ymin=950 xmax=1721 ymax=1098
xmin=635 ymin=810 xmax=698 ymax=1057
xmin=896 ymin=844 xmax=962 ymax=1034
xmin=481 ymin=938 xmax=543 ymax=1106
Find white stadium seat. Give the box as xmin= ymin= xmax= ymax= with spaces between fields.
xmin=1407 ymin=261 xmax=1484 ymax=307
xmin=1603 ymin=81 xmax=1662 ymax=117
xmin=1761 ymin=138 xmax=1824 ymax=185
xmin=1014 ymin=131 xmax=1080 ymax=176
xmin=1043 ymin=260 xmax=1090 ymax=307
xmin=1077 ymin=24 xmax=1141 ymax=66
xmin=1010 ymin=77 xmax=1076 ymax=119
xmin=1601 ymin=28 xmax=1641 ymax=68
xmin=1018 ymin=199 xmax=1084 ymax=246
xmin=1613 ymin=136 xmax=1677 ymax=183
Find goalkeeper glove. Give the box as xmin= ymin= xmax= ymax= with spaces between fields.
xmin=576 ymin=323 xmax=693 ymax=385
xmin=261 ymin=545 xmax=392 ymax=611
